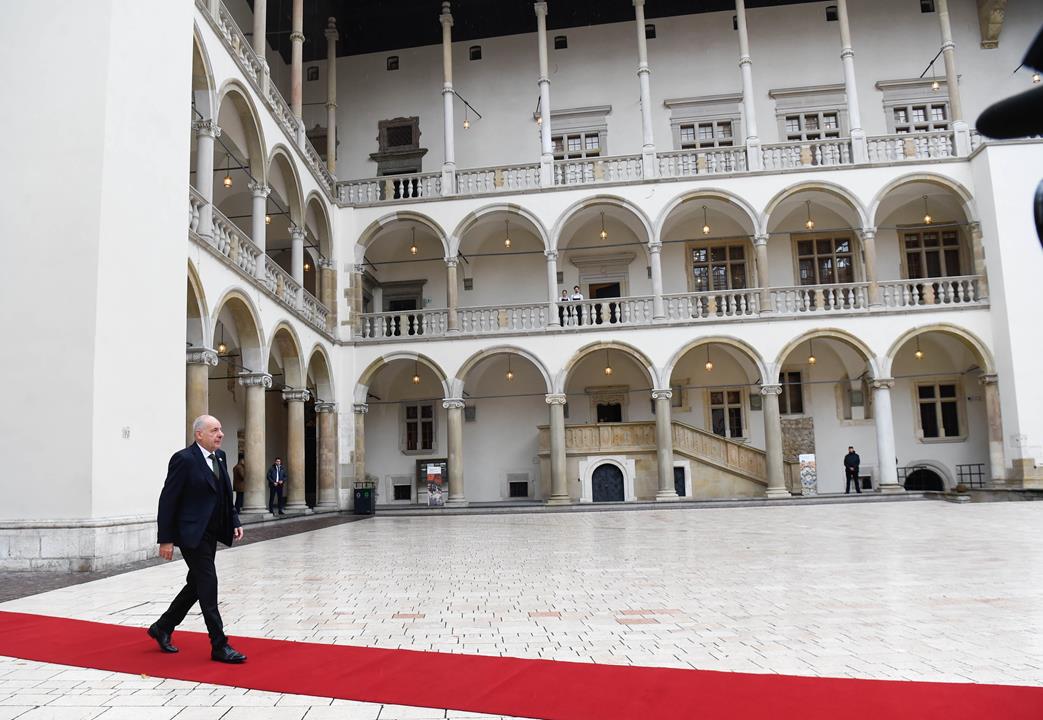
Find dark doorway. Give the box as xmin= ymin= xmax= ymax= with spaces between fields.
xmin=596 ymin=403 xmax=622 ymax=423
xmin=592 ymin=464 xmax=625 ymax=502
xmin=673 ymin=466 xmax=686 ymax=497
xmin=589 ymin=282 xmax=621 ymax=325
xmin=385 ymin=297 xmax=419 ymax=336
xmin=304 ymin=400 xmax=317 ymax=507
xmin=904 ymin=468 xmax=944 ymax=492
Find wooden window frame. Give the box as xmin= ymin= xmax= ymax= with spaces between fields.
xmin=791 ymin=231 xmax=859 ymax=286
xmin=899 ymin=226 xmax=965 ymax=280
xmin=913 ymin=378 xmax=966 ymax=443
xmin=400 ymin=401 xmax=437 ymax=454
xmin=778 ymin=370 xmax=804 ymax=416
xmin=706 ymin=387 xmax=748 ymax=441
xmin=686 ymin=238 xmax=751 ymax=293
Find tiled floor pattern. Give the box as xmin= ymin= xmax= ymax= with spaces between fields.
xmin=2 ymin=501 xmax=1043 ymax=718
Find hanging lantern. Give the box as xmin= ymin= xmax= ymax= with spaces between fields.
xmin=222 ymin=153 xmax=233 ymax=188
xmin=599 ymin=211 xmax=608 ymax=241
xmin=409 ymin=226 xmax=418 ymax=256
xmin=702 ymin=205 xmax=711 ymax=236
xmin=922 ymin=195 xmax=933 ymax=225
xmin=216 ymin=324 xmax=228 ymax=355
xmin=704 ymin=345 xmax=713 ymax=372
xmin=915 ymin=336 xmax=925 ymax=360
xmin=412 ymin=360 xmax=421 ymax=385
xmin=265 ymin=213 xmax=272 ymax=225
xmin=604 ymin=349 xmax=613 ymax=376
xmin=804 ymin=200 xmax=815 ymax=231
xmin=807 ymin=339 xmax=817 ymax=365
xmin=506 ymin=355 xmax=514 ymax=382
xmin=504 ymin=217 xmax=512 ymax=249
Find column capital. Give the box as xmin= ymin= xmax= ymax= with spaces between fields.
xmin=858 ymin=226 xmax=877 ymax=241
xmin=978 ymin=373 xmax=999 ymax=386
xmin=544 ymin=249 xmax=558 ymax=262
xmin=282 ymin=388 xmax=311 ymax=403
xmin=315 ymin=401 xmax=338 ymax=413
xmin=968 ymin=220 xmax=983 ymax=238
xmin=445 ymin=256 xmax=459 ymax=268
xmin=238 ymin=372 xmax=273 ymax=389
xmin=290 ymin=30 xmax=305 ymax=43
xmin=289 ymin=226 xmax=306 ymax=241
xmin=534 ymin=1 xmax=548 ymax=18
xmin=545 ymin=393 xmax=568 ymax=405
xmin=353 ymin=403 xmax=369 ymax=415
xmin=324 ymin=16 xmax=339 ymax=41
xmin=192 ymin=119 xmax=221 ymax=138
xmin=651 ymin=388 xmax=673 ymax=400
xmin=352 ymin=263 xmax=367 ymax=274
xmin=739 ymin=54 xmax=752 ymax=67
xmin=649 ymin=242 xmax=662 ymax=254
xmin=753 ymin=233 xmax=769 ymax=247
xmin=760 ymin=384 xmax=783 ymax=396
xmin=840 ymin=47 xmax=854 ymax=60
xmin=186 ymin=347 xmax=219 ymax=367
xmin=442 ymin=397 xmax=466 ymax=410
xmin=248 ymin=180 xmax=270 ymax=198
xmin=439 ymin=1 xmax=454 ymax=26
xmin=318 ymin=256 xmax=335 ymax=270
xmin=632 ymin=0 xmax=646 ymax=6
xmin=871 ymin=377 xmax=895 ymax=390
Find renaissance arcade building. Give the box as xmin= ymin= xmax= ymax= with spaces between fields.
xmin=3 ymin=0 xmax=1042 ymax=570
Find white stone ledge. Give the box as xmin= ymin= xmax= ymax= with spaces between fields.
xmin=0 ymin=516 xmax=157 ymax=572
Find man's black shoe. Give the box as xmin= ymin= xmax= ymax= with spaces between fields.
xmin=211 ymin=644 xmax=247 ymax=663
xmin=147 ymin=623 xmax=179 ymax=653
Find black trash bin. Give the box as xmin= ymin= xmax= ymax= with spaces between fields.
xmin=353 ymin=481 xmax=375 ymax=515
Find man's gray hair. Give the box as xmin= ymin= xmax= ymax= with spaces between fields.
xmin=192 ymin=415 xmax=216 ymax=433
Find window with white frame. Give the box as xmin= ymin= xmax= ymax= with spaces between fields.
xmin=549 ymin=106 xmax=610 ymax=161
xmin=709 ymin=388 xmax=745 ymax=439
xmin=892 ymin=103 xmax=950 ymax=133
xmin=795 ymin=234 xmax=856 ymax=285
xmin=876 ymin=79 xmax=951 ymax=134
xmin=679 ymin=120 xmax=736 ymax=149
xmin=688 ymin=241 xmax=748 ymax=292
xmin=769 ymin=84 xmax=847 ymax=142
xmin=778 ymin=371 xmax=804 ymax=415
xmin=552 ymin=131 xmax=601 ymax=159
xmin=401 ymin=402 xmax=435 ymax=453
xmin=665 ymin=94 xmax=743 ymax=151
xmin=783 ymin=111 xmax=841 ymax=141
xmin=916 ymin=381 xmax=963 ymax=440
xmin=902 ymin=228 xmax=963 ymax=278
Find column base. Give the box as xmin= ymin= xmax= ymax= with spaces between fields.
xmin=877 ymin=483 xmax=906 ymax=494
xmin=283 ymin=503 xmax=313 ymax=514
xmin=764 ymin=487 xmax=792 ymax=499
xmin=655 ymin=490 xmax=680 ymax=501
xmin=546 ymin=494 xmax=573 ymax=506
xmin=446 ymin=498 xmax=469 ymax=507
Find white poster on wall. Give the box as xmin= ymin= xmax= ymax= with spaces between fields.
xmin=798 ymin=454 xmax=817 ymax=496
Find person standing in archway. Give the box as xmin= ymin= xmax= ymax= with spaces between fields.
xmin=844 ymin=446 xmax=862 ymax=494
xmin=149 ymin=415 xmax=246 ymax=663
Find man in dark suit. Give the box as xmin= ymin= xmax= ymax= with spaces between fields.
xmin=148 ymin=414 xmax=246 ymax=663
xmin=844 ymin=446 xmax=862 ymax=494
xmin=267 ymin=457 xmax=287 ymax=515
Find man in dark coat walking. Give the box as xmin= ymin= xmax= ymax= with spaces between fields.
xmin=844 ymin=446 xmax=862 ymax=494
xmin=148 ymin=414 xmax=246 ymax=663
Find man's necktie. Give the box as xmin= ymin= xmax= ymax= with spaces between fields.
xmin=208 ymin=453 xmax=220 ymax=479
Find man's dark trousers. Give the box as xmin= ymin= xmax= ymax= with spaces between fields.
xmin=156 ymin=530 xmax=226 ymax=647
xmin=268 ymin=484 xmax=284 ymax=513
xmin=845 ymin=470 xmax=862 ymax=494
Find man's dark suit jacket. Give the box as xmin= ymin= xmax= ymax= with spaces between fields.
xmin=157 ymin=445 xmax=241 ymax=549
xmin=266 ymin=464 xmax=287 ymax=487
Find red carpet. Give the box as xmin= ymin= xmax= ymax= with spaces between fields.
xmin=0 ymin=611 xmax=1040 ymax=719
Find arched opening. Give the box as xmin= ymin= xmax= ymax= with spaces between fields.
xmin=304 ymin=194 xmax=333 ymax=301
xmin=591 ymin=463 xmax=625 ymax=502
xmin=903 ymin=467 xmax=944 ymax=492
xmin=265 ymin=325 xmax=305 ymax=514
xmin=212 ymin=85 xmax=267 ymax=243
xmin=266 ymin=148 xmax=305 ymax=287
xmin=306 ymin=347 xmax=335 ymax=507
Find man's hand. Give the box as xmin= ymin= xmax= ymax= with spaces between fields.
xmin=159 ymin=543 xmax=174 ymax=560
xmin=233 ymin=527 xmax=244 ymax=542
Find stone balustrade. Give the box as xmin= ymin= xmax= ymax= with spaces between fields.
xmin=761 ymin=138 xmax=853 ymax=170
xmin=555 ymin=154 xmax=645 ymax=186
xmin=189 ymin=187 xmax=205 ymax=233
xmin=657 ymin=147 xmax=747 ymax=178
xmin=559 ymin=297 xmax=655 ymax=329
xmin=878 ymin=275 xmax=982 ymax=307
xmin=357 ymin=309 xmax=450 ymax=339
xmin=663 ymin=289 xmax=760 ymax=320
xmin=866 ymin=131 xmax=956 ymax=162
xmin=458 ymin=303 xmax=548 ymax=334
xmin=456 ymin=164 xmax=542 ymax=195
xmin=769 ymin=282 xmax=870 ymax=314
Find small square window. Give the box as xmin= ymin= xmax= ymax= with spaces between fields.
xmin=556 ymin=271 xmax=564 ymax=283
xmin=645 ymin=23 xmax=656 ymax=39
xmin=393 ymin=484 xmax=411 ymax=501
xmin=306 ymin=66 xmax=319 ymax=82
xmin=825 ymin=5 xmax=838 ymax=21
xmin=554 ymin=35 xmax=568 ymax=50
xmin=386 ymin=55 xmax=399 ymax=71
xmin=785 ymin=116 xmax=801 ymax=134
xmin=920 ymin=0 xmax=935 ymax=12
xmin=463 ymin=277 xmax=473 ymax=291
xmin=464 ymin=405 xmax=476 ymax=422
xmin=509 ymin=480 xmax=529 ymax=498
xmin=469 ymin=45 xmax=482 ymax=61
xmin=732 ymin=15 xmax=738 ymax=30
xmin=680 ymin=125 xmax=695 ymax=143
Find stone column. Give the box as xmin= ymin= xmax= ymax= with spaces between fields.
xmin=979 ymin=374 xmax=1007 ymax=486
xmin=443 ymin=398 xmax=467 ymax=505
xmin=315 ymin=402 xmax=338 ymax=508
xmin=534 ymin=1 xmax=555 ymax=187
xmin=192 ymin=120 xmax=220 ymax=239
xmin=653 ymin=389 xmax=678 ymax=500
xmin=290 ymin=0 xmax=304 ymax=119
xmin=969 ymin=221 xmax=989 ymax=299
xmin=319 ymin=258 xmax=338 ymax=330
xmin=871 ymin=378 xmax=902 ymax=492
xmin=240 ymin=372 xmax=272 ymax=512
xmin=446 ymin=257 xmax=460 ymax=333
xmin=324 ymin=18 xmax=339 ymax=175
xmin=836 ymin=0 xmax=867 ymax=162
xmin=761 ymin=384 xmax=789 ymax=498
xmin=546 ymin=394 xmax=570 ymax=504
xmin=251 ymin=0 xmax=267 ymax=56
xmin=649 ymin=243 xmax=666 ymax=321
xmin=440 ymin=2 xmax=457 ymax=194
xmin=753 ymin=233 xmax=771 ymax=313
xmin=936 ymin=0 xmax=970 ymax=154
xmin=633 ymin=0 xmax=657 ymax=176
xmin=290 ymin=226 xmax=305 ymax=285
xmin=352 ymin=403 xmax=368 ymax=506
xmin=734 ymin=0 xmax=762 ymax=170
xmin=283 ymin=388 xmax=310 ymax=512
xmin=249 ymin=181 xmax=269 ymax=281
xmin=859 ymin=227 xmax=881 ymax=306
xmin=186 ymin=347 xmax=218 ymax=444
xmin=545 ymin=250 xmax=560 ymax=327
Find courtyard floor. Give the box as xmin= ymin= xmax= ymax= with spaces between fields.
xmin=1 ymin=500 xmax=1042 ymax=718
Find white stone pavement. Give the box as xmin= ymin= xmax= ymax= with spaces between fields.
xmin=2 ymin=501 xmax=1043 ymax=719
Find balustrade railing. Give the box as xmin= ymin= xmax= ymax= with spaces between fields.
xmin=969 ymin=130 xmax=983 ymax=152
xmin=878 ymin=276 xmax=982 ymax=307
xmin=265 ymin=257 xmax=302 ymax=307
xmin=189 ymin=187 xmax=205 ymax=233
xmin=358 ymin=309 xmax=449 ymax=339
xmin=208 ymin=207 xmax=261 ymax=277
xmin=761 ymin=139 xmax=853 ymax=170
xmin=339 ymin=173 xmax=442 ymax=203
xmin=456 ymin=164 xmax=542 ymax=195
xmin=657 ymin=147 xmax=748 ymax=178
xmin=559 ymin=297 xmax=654 ymax=329
xmin=300 ymin=289 xmax=329 ymax=328
xmin=769 ymin=282 xmax=869 ymax=314
xmin=663 ymin=289 xmax=760 ymax=320
xmin=866 ymin=131 xmax=955 ymax=162
xmin=554 ymin=154 xmax=643 ymax=186
xmin=459 ymin=303 xmax=547 ymax=334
